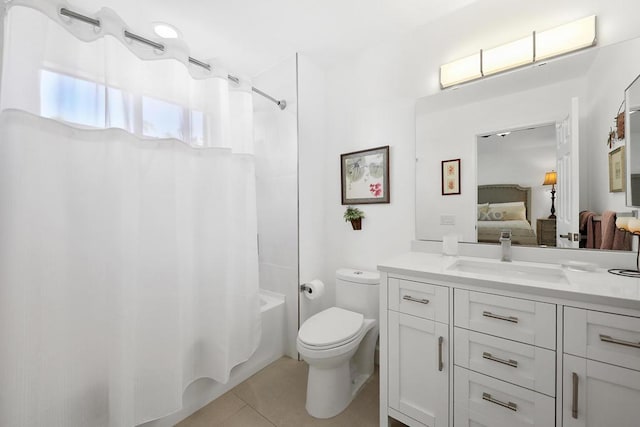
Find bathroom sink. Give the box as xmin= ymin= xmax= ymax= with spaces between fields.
xmin=447 ymin=259 xmax=568 ymax=284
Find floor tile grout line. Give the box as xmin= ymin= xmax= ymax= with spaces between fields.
xmin=231 ymin=389 xmax=280 ymax=427
xmin=224 ymin=399 xmax=249 ymax=425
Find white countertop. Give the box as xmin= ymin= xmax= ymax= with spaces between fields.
xmin=378 ymin=252 xmax=640 ymax=311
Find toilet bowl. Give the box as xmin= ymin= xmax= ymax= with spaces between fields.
xmin=297 ymin=269 xmax=379 ymax=419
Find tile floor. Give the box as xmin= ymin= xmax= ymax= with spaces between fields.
xmin=176 ymin=357 xmax=407 ymax=427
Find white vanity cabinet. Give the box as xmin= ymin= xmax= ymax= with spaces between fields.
xmin=379 ymin=253 xmax=640 ymax=427
xmin=562 ymin=308 xmax=640 ymax=427
xmin=386 ymin=277 xmax=449 ymax=427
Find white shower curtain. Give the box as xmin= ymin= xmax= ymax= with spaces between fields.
xmin=0 ymin=2 xmax=260 ymax=426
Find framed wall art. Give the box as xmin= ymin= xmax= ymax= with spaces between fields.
xmin=609 ymin=146 xmax=626 ymax=192
xmin=442 ymin=158 xmax=461 ymax=195
xmin=341 ymin=145 xmax=390 ymax=204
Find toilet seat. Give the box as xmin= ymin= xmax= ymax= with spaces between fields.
xmin=298 ymin=307 xmax=364 ymax=349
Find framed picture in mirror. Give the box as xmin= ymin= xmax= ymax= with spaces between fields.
xmin=609 ymin=146 xmax=626 ymax=192
xmin=442 ymin=158 xmax=461 ymax=195
xmin=341 ymin=145 xmax=390 ymax=204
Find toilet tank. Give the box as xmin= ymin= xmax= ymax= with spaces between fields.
xmin=335 ymin=268 xmax=379 ymax=320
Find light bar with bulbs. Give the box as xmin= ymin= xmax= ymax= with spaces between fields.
xmin=439 ymin=15 xmax=596 ymax=89
xmin=440 ymin=52 xmax=482 ymax=88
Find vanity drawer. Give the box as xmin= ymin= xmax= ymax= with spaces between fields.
xmin=389 ymin=277 xmax=448 ymax=323
xmin=454 ymin=290 xmax=556 ymax=350
xmin=564 ymin=307 xmax=640 ymax=371
xmin=454 ymin=367 xmax=555 ymax=427
xmin=454 ymin=328 xmax=556 ymax=396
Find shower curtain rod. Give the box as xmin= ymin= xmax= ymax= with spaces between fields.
xmin=59 ymin=7 xmax=287 ymax=110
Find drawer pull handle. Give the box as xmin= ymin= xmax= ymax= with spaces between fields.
xmin=482 ymin=392 xmax=517 ymax=412
xmin=438 ymin=336 xmax=444 ymax=372
xmin=482 ymin=352 xmax=518 ymax=368
xmin=403 ymin=295 xmax=430 ymax=305
xmin=482 ymin=311 xmax=518 ymax=323
xmin=599 ymin=334 xmax=640 ymax=349
xmin=572 ymin=372 xmax=579 ymax=419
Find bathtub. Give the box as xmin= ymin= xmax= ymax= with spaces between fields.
xmin=141 ymin=290 xmax=286 ymax=427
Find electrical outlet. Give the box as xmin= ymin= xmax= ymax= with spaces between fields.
xmin=440 ymin=215 xmax=456 ymax=225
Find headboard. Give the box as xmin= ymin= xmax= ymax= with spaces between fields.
xmin=478 ymin=184 xmax=532 ymax=223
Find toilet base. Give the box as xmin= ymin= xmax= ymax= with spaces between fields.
xmin=306 ymin=361 xmax=353 ymax=418
xmin=305 ymin=365 xmax=374 ymax=419
xmin=303 ymin=325 xmax=378 ymax=419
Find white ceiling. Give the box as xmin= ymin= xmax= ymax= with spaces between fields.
xmin=478 ymin=125 xmax=557 ymax=155
xmin=76 ymin=0 xmax=478 ymax=76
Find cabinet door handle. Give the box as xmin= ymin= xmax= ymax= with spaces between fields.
xmin=600 ymin=334 xmax=640 ymax=349
xmin=483 ymin=351 xmax=518 ymax=368
xmin=572 ymin=372 xmax=579 ymax=419
xmin=402 ymin=295 xmax=429 ymax=305
xmin=482 ymin=392 xmax=517 ymax=412
xmin=482 ymin=310 xmax=518 ymax=323
xmin=438 ymin=336 xmax=444 ymax=372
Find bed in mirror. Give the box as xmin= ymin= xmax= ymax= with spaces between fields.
xmin=476 ymin=125 xmax=556 ymax=246
xmin=477 ymin=184 xmax=537 ymax=246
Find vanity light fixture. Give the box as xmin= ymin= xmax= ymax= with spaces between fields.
xmin=535 ymin=15 xmax=597 ymax=61
xmin=439 ymin=52 xmax=482 ymax=89
xmin=543 ymin=171 xmax=558 ymax=219
xmin=439 ymin=15 xmax=596 ymax=89
xmin=483 ymin=35 xmax=534 ymax=76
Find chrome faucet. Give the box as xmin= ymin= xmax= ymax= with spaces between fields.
xmin=500 ymin=230 xmax=512 ymax=262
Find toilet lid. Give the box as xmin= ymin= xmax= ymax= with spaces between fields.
xmin=298 ymin=307 xmax=364 ymax=347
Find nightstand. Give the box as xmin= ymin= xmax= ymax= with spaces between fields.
xmin=536 ymin=218 xmax=557 ymax=246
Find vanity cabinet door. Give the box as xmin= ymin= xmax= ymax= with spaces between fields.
xmin=563 ymin=354 xmax=640 ymax=427
xmin=389 ymin=278 xmax=449 ymax=323
xmin=454 ymin=328 xmax=556 ymax=396
xmin=564 ymin=307 xmax=640 ymax=371
xmin=454 ymin=367 xmax=555 ymax=427
xmin=455 ymin=289 xmax=556 ymax=350
xmin=388 ymin=311 xmax=448 ymax=427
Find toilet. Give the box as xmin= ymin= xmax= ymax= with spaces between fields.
xmin=297 ymin=268 xmax=379 ymax=418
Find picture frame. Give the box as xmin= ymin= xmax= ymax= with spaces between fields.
xmin=341 ymin=145 xmax=390 ymax=205
xmin=442 ymin=158 xmax=461 ymax=195
xmin=609 ymin=146 xmax=626 ymax=193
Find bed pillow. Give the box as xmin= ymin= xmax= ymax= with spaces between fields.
xmin=486 ymin=201 xmax=527 ymax=221
xmin=477 ymin=203 xmax=489 ymax=221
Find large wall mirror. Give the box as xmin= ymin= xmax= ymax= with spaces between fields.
xmin=416 ymin=35 xmax=640 ymax=251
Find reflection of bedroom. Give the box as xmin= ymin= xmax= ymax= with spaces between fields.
xmin=477 ymin=125 xmax=556 ymax=246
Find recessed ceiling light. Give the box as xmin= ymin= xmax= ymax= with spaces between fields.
xmin=153 ymin=23 xmax=179 ymax=39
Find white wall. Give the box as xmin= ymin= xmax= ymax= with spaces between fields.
xmin=315 ymin=0 xmax=640 ymax=286
xmin=253 ymin=57 xmax=299 ymax=358
xmin=298 ymin=54 xmax=331 ymax=323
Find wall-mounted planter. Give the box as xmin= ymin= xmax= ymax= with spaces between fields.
xmin=344 ymin=206 xmax=365 ymax=231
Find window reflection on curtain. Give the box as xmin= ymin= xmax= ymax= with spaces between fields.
xmin=40 ymin=69 xmax=106 ymax=128
xmin=39 ymin=69 xmax=205 ymax=142
xmin=142 ymin=96 xmax=183 ymax=139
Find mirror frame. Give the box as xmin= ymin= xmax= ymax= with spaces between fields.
xmin=626 ymin=73 xmax=640 ymax=208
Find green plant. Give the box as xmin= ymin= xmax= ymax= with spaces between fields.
xmin=343 ymin=206 xmax=365 ymax=222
